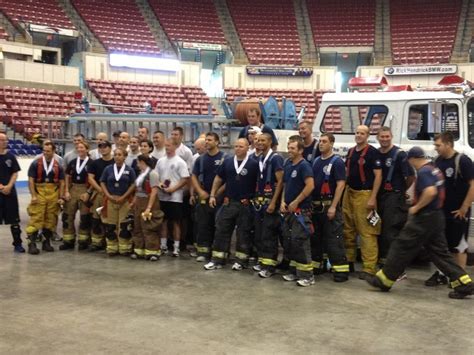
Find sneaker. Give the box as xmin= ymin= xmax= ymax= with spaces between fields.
xmin=52 ymin=232 xmax=62 ymax=242
xmin=161 ymin=246 xmax=169 ymax=256
xmin=14 ymin=245 xmax=25 ymax=253
xmin=425 ymin=271 xmax=448 ymax=287
xmin=172 ymin=249 xmax=179 ymax=257
xmin=149 ymin=255 xmax=159 ymax=262
xmin=258 ymin=269 xmax=275 ymax=278
xmin=296 ymin=277 xmax=315 ymax=287
xmin=282 ymin=273 xmax=298 ymax=282
xmin=196 ymin=256 xmax=206 ymax=262
xmin=365 ymin=274 xmax=391 ymax=292
xmin=252 ymin=264 xmax=262 ymax=272
xmin=448 ymin=283 xmax=474 ymax=299
xmin=231 ymin=262 xmax=244 ymax=271
xmin=189 ymin=250 xmax=198 ymax=258
xmin=130 ymin=253 xmax=138 ymax=260
xmin=396 ymin=272 xmax=408 ymax=282
xmin=204 ymin=261 xmax=222 ymax=270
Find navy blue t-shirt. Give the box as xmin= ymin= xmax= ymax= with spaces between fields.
xmin=100 ymin=164 xmax=136 ymax=196
xmin=28 ymin=158 xmax=65 ymax=183
xmin=0 ymin=152 xmax=20 ymax=185
xmin=303 ymin=139 xmax=321 ymax=163
xmin=239 ymin=125 xmax=278 ymax=146
xmin=283 ymin=158 xmax=314 ymax=209
xmin=435 ymin=153 xmax=474 ymax=212
xmin=217 ymin=156 xmax=259 ymax=200
xmin=378 ymin=147 xmax=414 ymax=192
xmin=192 ymin=151 xmax=225 ymax=193
xmin=256 ymin=153 xmax=284 ymax=194
xmin=415 ymin=164 xmax=445 ymax=212
xmin=66 ymin=158 xmax=94 ymax=184
xmin=346 ymin=145 xmax=381 ymax=190
xmin=312 ymin=155 xmax=345 ymax=199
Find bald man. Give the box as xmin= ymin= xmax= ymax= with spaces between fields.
xmin=90 ymin=132 xmax=109 ymax=160
xmin=192 ymin=137 xmax=206 ymax=167
xmin=204 ymin=138 xmax=259 ymax=270
xmin=343 ymin=125 xmax=382 ymax=278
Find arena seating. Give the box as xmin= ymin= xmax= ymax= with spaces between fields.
xmin=390 ymin=0 xmax=461 ymax=64
xmin=149 ymin=0 xmax=226 ymax=45
xmin=0 ymin=0 xmax=75 ymax=30
xmin=226 ymin=0 xmax=302 ymax=65
xmin=87 ymin=80 xmax=216 ymax=115
xmin=6 ymin=140 xmax=42 ymax=156
xmin=306 ymin=0 xmax=376 ymax=47
xmin=0 ymin=86 xmax=77 ymax=139
xmin=0 ymin=27 xmax=8 ymax=40
xmin=72 ymin=0 xmax=159 ymax=54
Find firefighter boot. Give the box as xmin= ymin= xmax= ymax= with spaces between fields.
xmin=27 ymin=232 xmax=40 ymax=255
xmin=11 ymin=224 xmax=25 ymax=253
xmin=41 ymin=229 xmax=55 ymax=252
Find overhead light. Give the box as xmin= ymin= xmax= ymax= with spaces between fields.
xmin=109 ymin=53 xmax=180 ymax=72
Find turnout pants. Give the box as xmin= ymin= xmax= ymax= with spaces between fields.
xmin=211 ymin=200 xmax=253 ymax=266
xmin=132 ymin=196 xmax=163 ymax=257
xmin=282 ymin=212 xmax=313 ymax=279
xmin=62 ymin=184 xmax=91 ymax=246
xmin=195 ymin=199 xmax=217 ymax=259
xmin=342 ymin=188 xmax=381 ymax=274
xmin=254 ymin=210 xmax=281 ymax=270
xmin=90 ymin=191 xmax=105 ymax=248
xmin=378 ymin=210 xmax=472 ymax=289
xmin=101 ymin=198 xmax=132 ymax=255
xmin=311 ymin=206 xmax=349 ymax=273
xmin=377 ymin=191 xmax=408 ymax=261
xmin=26 ymin=183 xmax=60 ymax=238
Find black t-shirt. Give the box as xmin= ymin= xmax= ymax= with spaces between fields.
xmin=303 ymin=139 xmax=321 ymax=163
xmin=88 ymin=158 xmax=114 ymax=184
xmin=283 ymin=158 xmax=314 ymax=209
xmin=238 ymin=125 xmax=278 ymax=146
xmin=435 ymin=153 xmax=474 ymax=212
xmin=192 ymin=151 xmax=225 ymax=193
xmin=256 ymin=153 xmax=284 ymax=195
xmin=415 ymin=164 xmax=445 ymax=212
xmin=217 ymin=156 xmax=259 ymax=200
xmin=346 ymin=145 xmax=381 ymax=190
xmin=0 ymin=152 xmax=20 ymax=186
xmin=312 ymin=155 xmax=345 ymax=199
xmin=66 ymin=157 xmax=94 ymax=184
xmin=378 ymin=146 xmax=414 ymax=192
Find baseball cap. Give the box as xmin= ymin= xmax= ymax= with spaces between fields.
xmin=98 ymin=140 xmax=112 ymax=148
xmin=407 ymin=146 xmax=425 ymax=159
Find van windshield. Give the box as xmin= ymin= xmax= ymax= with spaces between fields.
xmin=320 ymin=105 xmax=388 ymax=134
xmin=407 ymin=103 xmax=459 ymax=141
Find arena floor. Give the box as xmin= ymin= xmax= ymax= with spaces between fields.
xmin=0 ymin=189 xmax=473 ymax=354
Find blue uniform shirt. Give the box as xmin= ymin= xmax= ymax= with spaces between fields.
xmin=283 ymin=158 xmax=314 ymax=209
xmin=100 ymin=164 xmax=136 ymax=195
xmin=312 ymin=155 xmax=345 ymax=199
xmin=192 ymin=151 xmax=225 ymax=193
xmin=66 ymin=158 xmax=94 ymax=184
xmin=378 ymin=147 xmax=414 ymax=192
xmin=415 ymin=164 xmax=445 ymax=212
xmin=303 ymin=138 xmax=320 ymax=163
xmin=256 ymin=153 xmax=284 ymax=195
xmin=346 ymin=145 xmax=381 ymax=190
xmin=217 ymin=156 xmax=259 ymax=200
xmin=28 ymin=158 xmax=65 ymax=183
xmin=0 ymin=152 xmax=20 ymax=185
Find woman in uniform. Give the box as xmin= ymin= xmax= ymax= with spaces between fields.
xmin=100 ymin=147 xmax=136 ymax=256
xmin=131 ymin=155 xmax=164 ymax=261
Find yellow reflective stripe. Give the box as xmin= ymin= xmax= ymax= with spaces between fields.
xmin=451 ymin=280 xmax=461 ymax=288
xmin=293 ymin=261 xmax=313 ymax=272
xmin=145 ymin=249 xmax=159 ymax=256
xmin=78 ymin=234 xmax=89 ymax=241
xmin=332 ymin=264 xmax=350 ymax=273
xmin=289 ymin=260 xmax=297 ymax=267
xmin=134 ymin=248 xmax=145 ymax=256
xmin=260 ymin=258 xmax=277 ymax=266
xmin=451 ymin=274 xmax=472 ymax=288
xmin=63 ymin=234 xmax=75 ymax=242
xmin=235 ymin=252 xmax=248 ymax=260
xmin=312 ymin=261 xmax=322 ymax=268
xmin=376 ymin=270 xmax=395 ymax=288
xmin=197 ymin=246 xmax=210 ymax=253
xmin=212 ymin=251 xmax=226 ymax=259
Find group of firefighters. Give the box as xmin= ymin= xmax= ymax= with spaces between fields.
xmin=0 ymin=107 xmax=473 ymax=299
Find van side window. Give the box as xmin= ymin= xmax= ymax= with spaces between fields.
xmin=321 ymin=105 xmax=388 ymax=134
xmin=407 ymin=104 xmax=459 ymax=140
xmin=467 ymin=98 xmax=474 ymax=148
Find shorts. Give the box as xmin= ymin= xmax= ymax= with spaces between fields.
xmin=445 ymin=215 xmax=469 ymax=253
xmin=0 ymin=192 xmax=20 ymax=224
xmin=160 ymin=201 xmax=183 ymax=221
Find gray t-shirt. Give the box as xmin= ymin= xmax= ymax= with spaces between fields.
xmin=136 ymin=170 xmax=159 ymax=198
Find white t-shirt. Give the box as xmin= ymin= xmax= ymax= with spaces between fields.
xmin=176 ymin=143 xmax=193 ymax=172
xmin=192 ymin=152 xmax=200 ymax=168
xmin=156 ymin=155 xmax=190 ymax=203
xmin=125 ymin=151 xmax=140 ymax=167
xmin=89 ymin=148 xmax=101 ymax=160
xmin=151 ymin=147 xmax=166 ymax=160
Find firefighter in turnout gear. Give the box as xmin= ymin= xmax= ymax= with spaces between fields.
xmin=342 ymin=125 xmax=382 ymax=277
xmin=191 ymin=132 xmax=225 ymax=262
xmin=26 ymin=141 xmax=65 ymax=255
xmin=60 ymin=141 xmax=94 ymax=250
xmin=204 ymin=138 xmax=259 ymax=270
xmin=367 ymin=147 xmax=474 ymax=299
xmin=311 ymin=133 xmax=349 ymax=282
xmin=280 ymin=136 xmax=315 ymax=287
xmin=251 ymin=133 xmax=284 ymax=278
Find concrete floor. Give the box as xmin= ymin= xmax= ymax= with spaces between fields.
xmin=0 ymin=189 xmax=473 ymax=354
